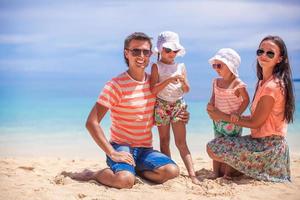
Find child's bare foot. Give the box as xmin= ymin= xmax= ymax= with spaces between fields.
xmin=223 ymin=174 xmax=232 ymax=180
xmin=191 ymin=176 xmax=201 ymax=185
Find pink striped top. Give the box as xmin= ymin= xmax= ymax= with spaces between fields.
xmin=97 ymin=72 xmax=156 ymax=147
xmin=213 ymin=78 xmax=246 ymax=114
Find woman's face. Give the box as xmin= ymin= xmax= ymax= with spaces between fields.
xmin=257 ymin=40 xmax=282 ymax=70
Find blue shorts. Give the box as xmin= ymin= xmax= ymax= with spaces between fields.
xmin=106 ymin=143 xmax=176 ymax=175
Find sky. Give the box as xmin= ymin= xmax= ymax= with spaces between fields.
xmin=0 ymin=0 xmax=300 ymax=100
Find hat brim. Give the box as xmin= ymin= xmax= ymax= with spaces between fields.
xmin=154 ymin=42 xmax=186 ymax=57
xmin=208 ymin=56 xmax=239 ymax=77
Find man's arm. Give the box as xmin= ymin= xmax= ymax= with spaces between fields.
xmin=86 ymin=103 xmax=135 ymax=166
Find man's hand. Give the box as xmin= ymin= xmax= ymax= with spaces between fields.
xmin=110 ymin=151 xmax=135 ymax=166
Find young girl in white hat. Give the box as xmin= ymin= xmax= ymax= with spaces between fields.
xmin=207 ymin=48 xmax=250 ymax=179
xmin=150 ymin=31 xmax=200 ymax=185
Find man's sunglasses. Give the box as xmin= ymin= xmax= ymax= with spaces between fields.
xmin=126 ymin=48 xmax=152 ymax=57
xmin=164 ymin=47 xmax=180 ymax=54
xmin=256 ymin=49 xmax=275 ymax=59
xmin=212 ymin=63 xmax=222 ymax=69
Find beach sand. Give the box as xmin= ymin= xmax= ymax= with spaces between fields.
xmin=1 ymin=154 xmax=299 ymax=200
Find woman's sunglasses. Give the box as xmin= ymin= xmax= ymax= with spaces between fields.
xmin=212 ymin=63 xmax=222 ymax=69
xmin=164 ymin=47 xmax=180 ymax=54
xmin=256 ymin=49 xmax=275 ymax=59
xmin=126 ymin=48 xmax=152 ymax=57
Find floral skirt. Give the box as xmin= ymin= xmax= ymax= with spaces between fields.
xmin=207 ymin=135 xmax=291 ymax=182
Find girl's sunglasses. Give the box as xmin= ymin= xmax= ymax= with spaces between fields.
xmin=126 ymin=48 xmax=152 ymax=57
xmin=256 ymin=49 xmax=275 ymax=59
xmin=164 ymin=47 xmax=180 ymax=54
xmin=212 ymin=63 xmax=222 ymax=69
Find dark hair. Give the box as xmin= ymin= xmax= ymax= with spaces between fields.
xmin=254 ymin=35 xmax=295 ymax=123
xmin=123 ymin=32 xmax=152 ymax=66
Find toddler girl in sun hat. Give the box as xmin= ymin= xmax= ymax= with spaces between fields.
xmin=150 ymin=31 xmax=200 ymax=185
xmin=207 ymin=48 xmax=250 ymax=179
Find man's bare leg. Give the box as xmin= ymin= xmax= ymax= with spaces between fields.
xmin=139 ymin=163 xmax=179 ymax=184
xmin=63 ymin=168 xmax=135 ymax=189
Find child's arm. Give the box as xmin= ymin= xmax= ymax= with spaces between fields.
xmin=207 ymin=81 xmax=216 ymax=119
xmin=150 ymin=63 xmax=182 ymax=95
xmin=235 ymin=87 xmax=250 ymax=115
xmin=209 ymin=80 xmax=215 ymax=106
xmin=231 ymin=87 xmax=250 ymax=123
xmin=180 ymin=66 xmax=190 ymax=93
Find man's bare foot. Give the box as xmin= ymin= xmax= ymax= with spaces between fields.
xmin=191 ymin=176 xmax=201 ymax=185
xmin=61 ymin=169 xmax=95 ymax=181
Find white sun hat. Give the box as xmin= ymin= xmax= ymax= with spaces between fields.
xmin=154 ymin=31 xmax=186 ymax=57
xmin=208 ymin=48 xmax=241 ymax=77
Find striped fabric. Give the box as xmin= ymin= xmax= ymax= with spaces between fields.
xmin=214 ymin=78 xmax=246 ymax=114
xmin=97 ymin=72 xmax=156 ymax=147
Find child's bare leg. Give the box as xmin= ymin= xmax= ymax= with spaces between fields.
xmin=158 ymin=125 xmax=171 ymax=157
xmin=172 ymin=122 xmax=200 ymax=185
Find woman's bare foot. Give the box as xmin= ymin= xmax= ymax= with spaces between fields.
xmin=61 ymin=169 xmax=95 ymax=181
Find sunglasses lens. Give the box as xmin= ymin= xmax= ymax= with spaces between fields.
xmin=143 ymin=50 xmax=151 ymax=56
xmin=256 ymin=49 xmax=264 ymax=56
xmin=266 ymin=51 xmax=275 ymax=59
xmin=212 ymin=64 xmax=221 ymax=69
xmin=129 ymin=49 xmax=151 ymax=57
xmin=164 ymin=48 xmax=172 ymax=53
xmin=131 ymin=49 xmax=141 ymax=56
xmin=256 ymin=49 xmax=275 ymax=59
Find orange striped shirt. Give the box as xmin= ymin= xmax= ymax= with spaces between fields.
xmin=97 ymin=72 xmax=156 ymax=147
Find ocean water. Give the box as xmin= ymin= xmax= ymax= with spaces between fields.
xmin=0 ymin=79 xmax=299 ymax=157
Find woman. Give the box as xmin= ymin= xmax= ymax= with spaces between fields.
xmin=206 ymin=35 xmax=295 ymax=182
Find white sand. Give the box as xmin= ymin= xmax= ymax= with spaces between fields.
xmin=1 ymin=154 xmax=299 ymax=200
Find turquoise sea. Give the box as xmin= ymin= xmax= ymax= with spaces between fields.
xmin=0 ymin=76 xmax=299 ymax=157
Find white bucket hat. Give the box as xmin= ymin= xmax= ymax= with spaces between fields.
xmin=208 ymin=48 xmax=241 ymax=77
xmin=154 ymin=31 xmax=186 ymax=57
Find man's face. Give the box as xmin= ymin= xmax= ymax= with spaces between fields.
xmin=125 ymin=39 xmax=152 ymax=70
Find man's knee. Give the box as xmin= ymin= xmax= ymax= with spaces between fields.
xmin=114 ymin=171 xmax=135 ymax=189
xmin=157 ymin=164 xmax=179 ymax=182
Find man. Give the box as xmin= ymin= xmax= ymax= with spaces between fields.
xmin=71 ymin=32 xmax=183 ymax=189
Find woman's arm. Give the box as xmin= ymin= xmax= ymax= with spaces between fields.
xmin=207 ymin=95 xmax=275 ymax=129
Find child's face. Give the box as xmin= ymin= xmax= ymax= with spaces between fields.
xmin=160 ymin=47 xmax=179 ymax=64
xmin=212 ymin=60 xmax=232 ymax=78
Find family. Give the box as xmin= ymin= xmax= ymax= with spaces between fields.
xmin=68 ymin=31 xmax=295 ymax=188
